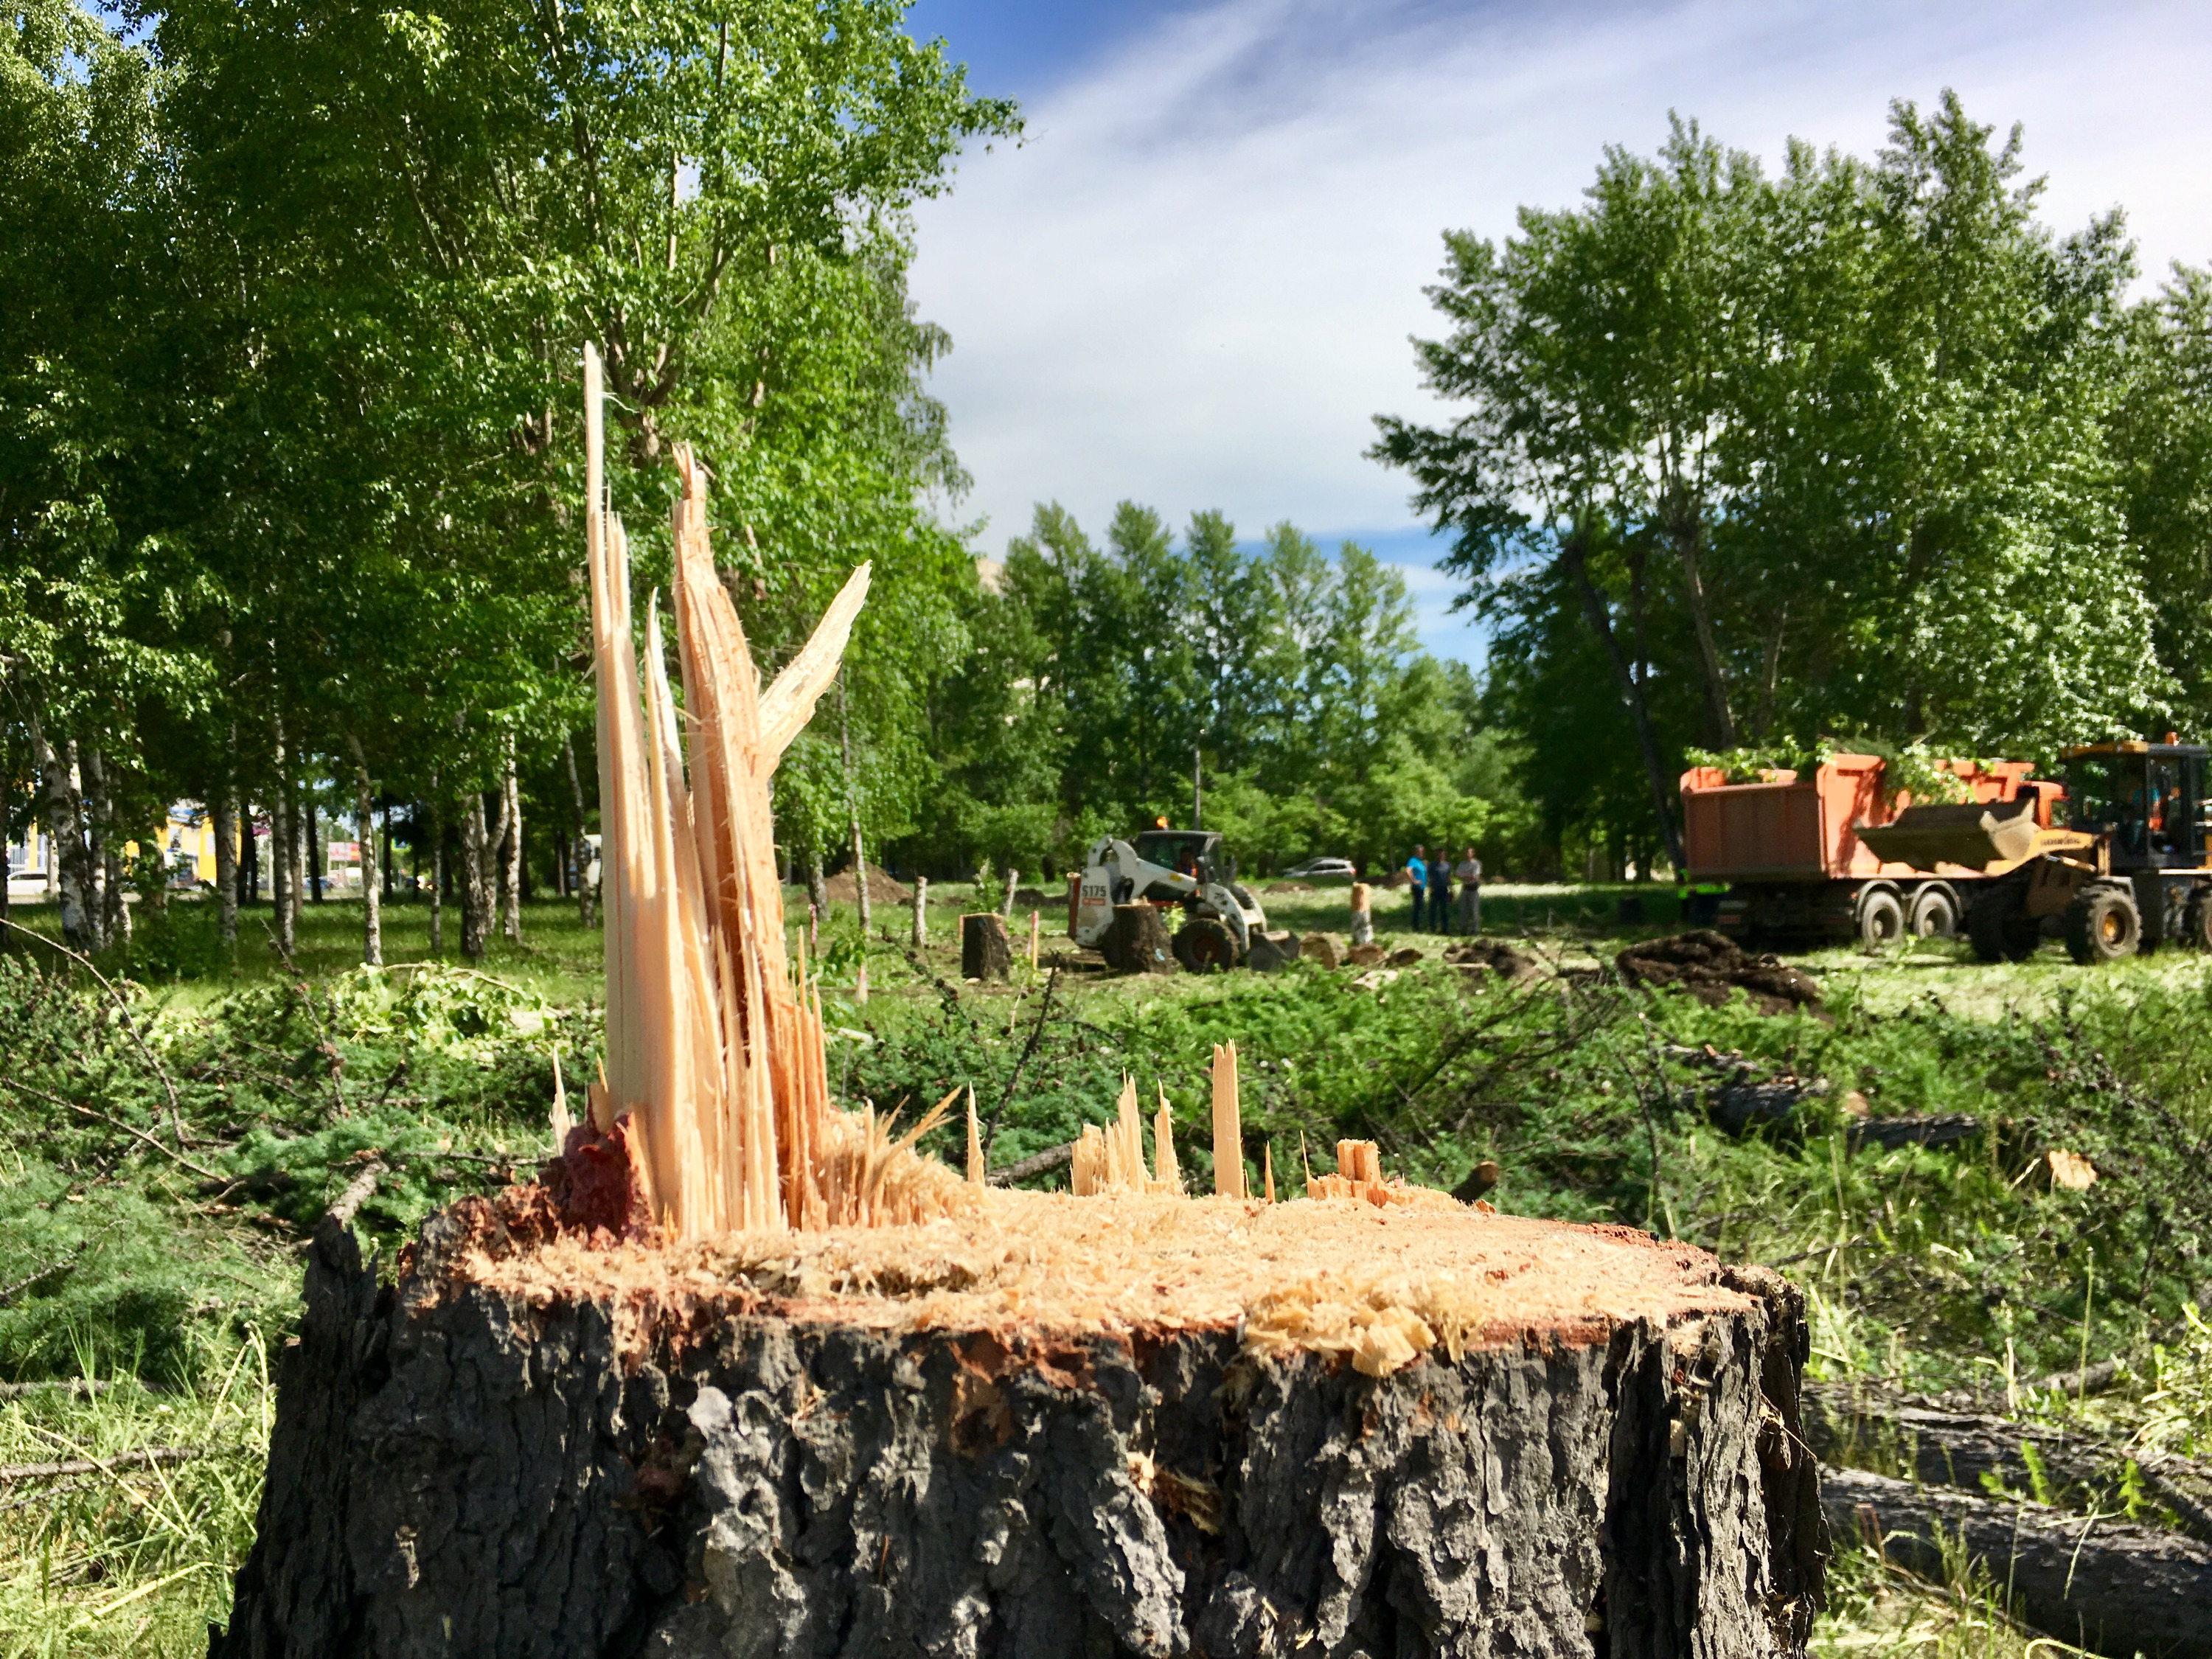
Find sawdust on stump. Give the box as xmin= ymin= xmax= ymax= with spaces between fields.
xmin=1616 ymin=929 xmax=1823 ymax=1015
xmin=467 ymin=1192 xmax=1759 ymax=1375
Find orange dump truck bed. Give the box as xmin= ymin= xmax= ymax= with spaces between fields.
xmin=1679 ymin=754 xmax=2056 ymax=944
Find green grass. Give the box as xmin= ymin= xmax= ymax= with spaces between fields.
xmin=6 ymin=883 xmax=2211 ymax=1654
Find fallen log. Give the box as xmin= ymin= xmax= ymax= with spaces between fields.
xmin=1822 ymin=1464 xmax=2212 ymax=1659
xmin=212 ymin=1195 xmax=1828 ymax=1658
xmin=1806 ymin=1380 xmax=2212 ymax=1548
xmin=0 ymin=1442 xmax=247 ymax=1484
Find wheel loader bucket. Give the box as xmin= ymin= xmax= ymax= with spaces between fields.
xmin=1854 ymin=794 xmax=2041 ymax=873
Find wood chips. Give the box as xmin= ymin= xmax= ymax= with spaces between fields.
xmin=468 ymin=1189 xmax=1758 ymax=1377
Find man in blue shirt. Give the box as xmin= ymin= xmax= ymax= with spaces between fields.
xmin=1405 ymin=846 xmax=1428 ymax=931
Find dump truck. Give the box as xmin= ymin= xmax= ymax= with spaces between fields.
xmin=1680 ymin=753 xmax=2063 ymax=947
xmin=1860 ymin=739 xmax=2212 ymax=964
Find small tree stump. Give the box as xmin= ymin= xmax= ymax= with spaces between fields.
xmin=1246 ymin=930 xmax=1301 ymax=973
xmin=1101 ymin=902 xmax=1177 ymax=975
xmin=961 ymin=911 xmax=1012 ymax=981
xmin=1301 ymin=932 xmax=1345 ymax=969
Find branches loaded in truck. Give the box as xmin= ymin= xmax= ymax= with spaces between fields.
xmin=1678 ymin=753 xmax=2063 ymax=949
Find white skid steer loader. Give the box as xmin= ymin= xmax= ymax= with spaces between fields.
xmin=1072 ymin=828 xmax=1269 ymax=971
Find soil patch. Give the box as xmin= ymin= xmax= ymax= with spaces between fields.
xmin=822 ymin=862 xmax=914 ymax=905
xmin=1615 ymin=930 xmax=1823 ymax=1015
xmin=1445 ymin=938 xmax=1540 ymax=981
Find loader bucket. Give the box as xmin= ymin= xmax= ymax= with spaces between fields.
xmin=1854 ymin=794 xmax=2040 ymax=872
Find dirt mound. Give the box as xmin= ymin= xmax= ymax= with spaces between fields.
xmin=1444 ymin=938 xmax=1540 ymax=981
xmin=1615 ymin=930 xmax=1821 ymax=1015
xmin=821 ymin=863 xmax=913 ymax=905
xmin=1264 ymin=881 xmax=1315 ymax=894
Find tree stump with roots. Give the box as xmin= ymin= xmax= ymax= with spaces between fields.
xmin=211 ymin=1184 xmax=1826 ymax=1659
xmin=1100 ymin=902 xmax=1178 ymax=975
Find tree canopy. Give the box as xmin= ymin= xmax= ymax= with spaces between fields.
xmin=10 ymin=27 xmax=2212 ymax=957
xmin=1375 ymin=92 xmax=2201 ymax=869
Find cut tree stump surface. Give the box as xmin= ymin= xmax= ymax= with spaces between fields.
xmin=460 ymin=1190 xmax=1763 ymax=1359
xmin=213 ymin=1196 xmax=1826 ymax=1659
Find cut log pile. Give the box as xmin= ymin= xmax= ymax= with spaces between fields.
xmin=1616 ymin=930 xmax=1823 ymax=1015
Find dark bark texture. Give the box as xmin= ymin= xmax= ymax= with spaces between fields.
xmin=1099 ymin=903 xmax=1176 ymax=976
xmin=213 ymin=1222 xmax=1825 ymax=1659
xmin=961 ymin=912 xmax=1014 ymax=982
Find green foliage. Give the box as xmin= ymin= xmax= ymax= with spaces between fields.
xmin=0 ymin=1334 xmax=272 ymax=1654
xmin=1683 ymin=738 xmax=1982 ymax=805
xmin=1378 ymin=92 xmax=2174 ymax=872
xmin=902 ymin=507 xmax=1520 ymax=876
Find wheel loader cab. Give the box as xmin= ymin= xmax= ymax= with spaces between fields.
xmin=1132 ymin=830 xmax=1230 ymax=893
xmin=2062 ymin=742 xmax=2212 ymax=871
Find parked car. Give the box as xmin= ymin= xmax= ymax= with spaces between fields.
xmin=1278 ymin=857 xmax=1357 ymax=883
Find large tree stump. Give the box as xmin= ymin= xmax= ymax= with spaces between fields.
xmin=212 ymin=1192 xmax=1826 ymax=1659
xmin=1100 ymin=902 xmax=1177 ymax=975
xmin=962 ymin=911 xmax=1012 ymax=981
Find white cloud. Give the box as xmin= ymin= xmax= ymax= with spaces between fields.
xmin=910 ymin=0 xmax=2212 ymax=659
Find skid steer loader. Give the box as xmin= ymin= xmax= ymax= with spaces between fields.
xmin=1071 ymin=828 xmax=1269 ymax=971
xmin=1857 ymin=740 xmax=2212 ymax=965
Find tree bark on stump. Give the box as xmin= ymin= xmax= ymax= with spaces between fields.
xmin=962 ymin=911 xmax=1012 ymax=981
xmin=1101 ymin=902 xmax=1177 ymax=975
xmin=212 ymin=1214 xmax=1824 ymax=1659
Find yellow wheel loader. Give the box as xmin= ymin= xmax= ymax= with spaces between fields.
xmin=1857 ymin=740 xmax=2212 ymax=965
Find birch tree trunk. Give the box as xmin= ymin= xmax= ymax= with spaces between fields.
xmin=428 ymin=786 xmax=445 ymax=957
xmin=499 ymin=745 xmax=523 ymax=945
xmin=270 ymin=720 xmax=295 ymax=957
xmin=27 ymin=714 xmax=91 ymax=948
xmin=461 ymin=790 xmax=493 ymax=960
xmin=347 ymin=737 xmax=381 ymax=967
xmin=307 ymin=799 xmax=324 ymax=905
xmin=563 ymin=736 xmax=595 ymax=928
xmin=82 ymin=745 xmax=121 ymax=951
xmin=212 ymin=762 xmax=239 ymax=947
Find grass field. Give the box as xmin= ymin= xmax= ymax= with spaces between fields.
xmin=5 ymin=883 xmax=2206 ymax=1655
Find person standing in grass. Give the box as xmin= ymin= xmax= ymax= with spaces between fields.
xmin=1405 ymin=846 xmax=1427 ymax=931
xmin=1454 ymin=846 xmax=1482 ymax=934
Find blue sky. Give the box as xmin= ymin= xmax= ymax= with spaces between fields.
xmin=900 ymin=0 xmax=2212 ymax=665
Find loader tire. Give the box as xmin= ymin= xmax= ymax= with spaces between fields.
xmin=2186 ymin=888 xmax=2212 ymax=951
xmin=1966 ymin=889 xmax=2039 ymax=963
xmin=1172 ymin=917 xmax=1239 ymax=973
xmin=2064 ymin=886 xmax=2140 ymax=965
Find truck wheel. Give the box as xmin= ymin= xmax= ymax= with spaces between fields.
xmin=2187 ymin=889 xmax=2212 ymax=951
xmin=1966 ymin=890 xmax=2039 ymax=962
xmin=2064 ymin=886 xmax=2140 ymax=965
xmin=1172 ymin=917 xmax=1239 ymax=973
xmin=1857 ymin=888 xmax=1905 ymax=950
xmin=1907 ymin=886 xmax=1958 ymax=939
